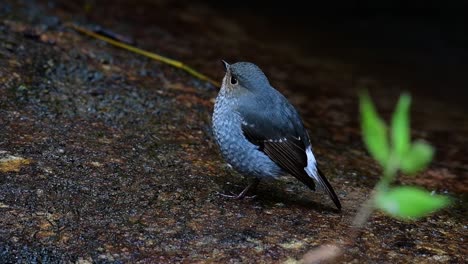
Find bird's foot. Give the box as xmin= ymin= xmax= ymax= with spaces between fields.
xmin=217 ymin=178 xmax=260 ymax=199
xmin=216 ymin=191 xmax=257 ymax=199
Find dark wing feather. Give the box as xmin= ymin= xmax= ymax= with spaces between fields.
xmin=242 ymin=124 xmax=317 ymax=191
xmin=317 ymin=167 xmax=342 ymax=210
xmin=238 ymin=88 xmax=341 ymax=209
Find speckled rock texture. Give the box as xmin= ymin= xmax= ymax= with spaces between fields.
xmin=0 ymin=1 xmax=466 ymax=263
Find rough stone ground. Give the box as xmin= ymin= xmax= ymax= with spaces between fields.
xmin=0 ymin=1 xmax=466 ymax=263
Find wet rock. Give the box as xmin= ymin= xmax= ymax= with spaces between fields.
xmin=0 ymin=0 xmax=466 ymax=263
xmin=0 ymin=153 xmax=31 ymax=173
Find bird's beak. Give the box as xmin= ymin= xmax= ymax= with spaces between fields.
xmin=221 ymin=60 xmax=230 ymax=72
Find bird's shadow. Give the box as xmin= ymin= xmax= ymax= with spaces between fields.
xmin=255 ymin=183 xmax=341 ymax=214
xmin=216 ymin=175 xmax=341 ymax=214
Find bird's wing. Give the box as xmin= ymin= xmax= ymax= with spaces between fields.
xmin=241 ymin=112 xmax=316 ymax=186
xmin=239 ymin=92 xmax=341 ymax=209
xmin=238 ymin=92 xmax=315 ymax=186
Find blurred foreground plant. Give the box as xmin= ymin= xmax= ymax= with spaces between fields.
xmin=301 ymin=92 xmax=451 ymax=264
xmin=358 ymin=91 xmax=450 ymax=221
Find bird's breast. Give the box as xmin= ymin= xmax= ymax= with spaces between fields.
xmin=212 ymin=93 xmax=283 ymax=178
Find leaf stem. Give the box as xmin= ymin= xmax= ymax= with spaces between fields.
xmin=351 ymin=153 xmax=398 ymax=231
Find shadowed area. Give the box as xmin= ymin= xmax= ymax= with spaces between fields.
xmin=0 ymin=0 xmax=466 ymax=263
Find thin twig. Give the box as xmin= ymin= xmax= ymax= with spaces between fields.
xmin=66 ymin=23 xmax=221 ymax=87
xmin=303 ymin=155 xmax=399 ymax=263
xmin=301 ymin=192 xmax=377 ymax=264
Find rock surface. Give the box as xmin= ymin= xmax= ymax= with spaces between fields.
xmin=0 ymin=1 xmax=466 ymax=263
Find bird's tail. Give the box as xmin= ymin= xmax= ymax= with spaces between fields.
xmin=305 ymin=166 xmax=342 ymax=210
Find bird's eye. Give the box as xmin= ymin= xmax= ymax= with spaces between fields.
xmin=230 ymin=76 xmax=238 ymax=85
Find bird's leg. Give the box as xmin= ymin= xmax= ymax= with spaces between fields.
xmin=218 ymin=178 xmax=260 ymax=199
xmin=235 ymin=178 xmax=260 ymax=199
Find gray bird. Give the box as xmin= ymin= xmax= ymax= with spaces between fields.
xmin=212 ymin=61 xmax=341 ymax=210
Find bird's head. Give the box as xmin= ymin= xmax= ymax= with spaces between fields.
xmin=221 ymin=60 xmax=270 ymax=95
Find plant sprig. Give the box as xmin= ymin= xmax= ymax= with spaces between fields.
xmin=359 ymin=91 xmax=450 ymax=220
xmin=302 ymin=92 xmax=451 ymax=264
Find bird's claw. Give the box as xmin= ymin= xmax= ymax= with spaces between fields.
xmin=216 ymin=191 xmax=256 ymax=200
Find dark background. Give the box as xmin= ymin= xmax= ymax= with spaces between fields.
xmin=197 ymin=0 xmax=468 ymax=107
xmin=51 ymin=0 xmax=468 ymax=109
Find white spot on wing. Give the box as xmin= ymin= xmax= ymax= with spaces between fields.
xmin=263 ymin=138 xmax=290 ymax=143
xmin=305 ymin=146 xmax=317 ymax=168
xmin=304 ymin=145 xmax=323 ymax=190
xmin=241 ymin=120 xmax=255 ymax=128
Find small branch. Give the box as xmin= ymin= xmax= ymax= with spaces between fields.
xmin=351 ymin=190 xmax=377 ymax=228
xmin=301 ymin=244 xmax=341 ymax=264
xmin=302 ymin=156 xmax=400 ymax=263
xmin=301 ymin=192 xmax=377 ymax=264
xmin=65 ymin=23 xmax=221 ymax=88
xmin=352 ymin=154 xmax=398 ymax=230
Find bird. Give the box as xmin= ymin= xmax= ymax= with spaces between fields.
xmin=212 ymin=60 xmax=341 ymax=210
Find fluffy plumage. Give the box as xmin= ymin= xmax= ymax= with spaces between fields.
xmin=212 ymin=61 xmax=341 ymax=209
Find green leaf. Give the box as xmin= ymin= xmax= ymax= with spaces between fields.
xmin=391 ymin=93 xmax=411 ymax=158
xmin=400 ymin=141 xmax=434 ymax=174
xmin=359 ymin=91 xmax=390 ymax=167
xmin=375 ymin=186 xmax=450 ymax=220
